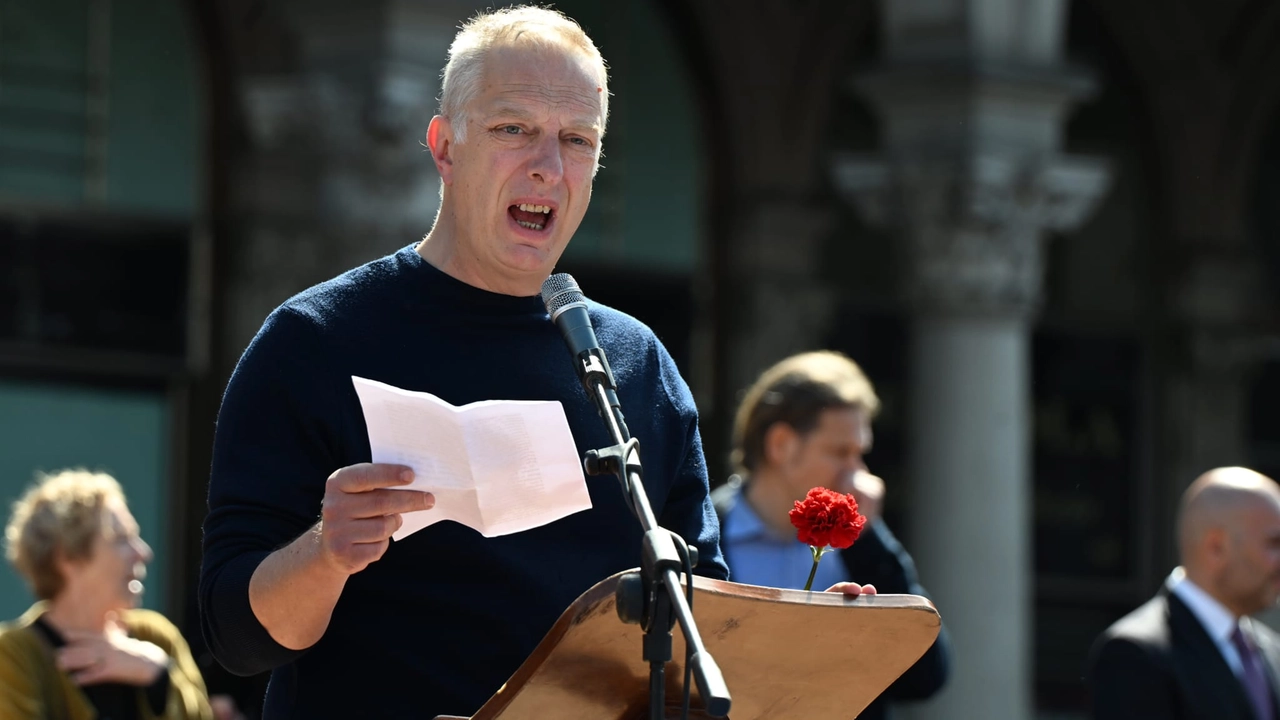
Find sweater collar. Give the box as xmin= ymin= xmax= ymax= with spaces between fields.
xmin=396 ymin=245 xmax=549 ymax=316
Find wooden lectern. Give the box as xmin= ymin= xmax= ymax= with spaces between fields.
xmin=436 ymin=571 xmax=941 ymax=720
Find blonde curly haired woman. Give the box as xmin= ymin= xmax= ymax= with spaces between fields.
xmin=0 ymin=469 xmax=214 ymax=719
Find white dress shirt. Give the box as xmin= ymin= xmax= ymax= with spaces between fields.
xmin=1167 ymin=566 xmax=1252 ymax=678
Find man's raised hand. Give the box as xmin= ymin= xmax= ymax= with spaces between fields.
xmin=317 ymin=463 xmax=434 ymax=575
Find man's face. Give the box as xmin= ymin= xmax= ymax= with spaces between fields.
xmin=1221 ymin=498 xmax=1280 ymax=615
xmin=434 ymin=43 xmax=604 ymax=292
xmin=772 ymin=407 xmax=873 ymax=501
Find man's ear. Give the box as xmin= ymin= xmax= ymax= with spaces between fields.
xmin=1204 ymin=526 xmax=1229 ymax=563
xmin=762 ymin=422 xmax=800 ymax=468
xmin=426 ymin=115 xmax=455 ymax=184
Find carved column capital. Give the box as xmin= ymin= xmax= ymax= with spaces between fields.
xmin=836 ymin=153 xmax=1110 ymax=317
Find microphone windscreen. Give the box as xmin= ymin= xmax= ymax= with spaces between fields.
xmin=541 ymin=273 xmax=586 ymax=319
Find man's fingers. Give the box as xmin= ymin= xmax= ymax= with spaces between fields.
xmin=342 ymin=538 xmax=391 ymax=570
xmin=336 ymin=515 xmax=406 ymax=544
xmin=338 ymin=488 xmax=434 ymax=519
xmin=328 ymin=463 xmax=415 ymax=494
xmin=851 ymin=471 xmax=885 ymax=501
xmin=825 ymin=582 xmax=877 ymax=596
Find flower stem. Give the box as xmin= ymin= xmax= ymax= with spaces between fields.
xmin=803 ymin=557 xmax=819 ymax=592
xmin=803 ymin=546 xmax=825 ymax=592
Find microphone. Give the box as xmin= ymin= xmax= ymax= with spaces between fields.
xmin=540 ymin=273 xmax=600 ymax=359
xmin=541 ymin=273 xmax=629 ymax=439
xmin=537 ymin=271 xmax=732 ymax=712
xmin=541 ymin=273 xmax=732 ymax=717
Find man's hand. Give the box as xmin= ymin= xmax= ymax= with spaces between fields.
xmin=850 ymin=470 xmax=885 ymax=525
xmin=57 ymin=617 xmax=170 ymax=686
xmin=825 ymin=582 xmax=877 ymax=597
xmin=249 ymin=462 xmax=435 ymax=650
xmin=318 ymin=463 xmax=435 ymax=576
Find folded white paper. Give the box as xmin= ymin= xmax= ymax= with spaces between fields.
xmin=351 ymin=376 xmax=593 ymax=540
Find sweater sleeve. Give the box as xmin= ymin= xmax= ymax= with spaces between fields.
xmin=652 ymin=340 xmax=729 ymax=581
xmin=199 ymin=307 xmax=345 ymax=676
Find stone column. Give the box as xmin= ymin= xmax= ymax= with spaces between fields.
xmin=835 ymin=1 xmax=1110 ymax=717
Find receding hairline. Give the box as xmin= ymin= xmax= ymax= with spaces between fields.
xmin=486 ymin=33 xmax=607 ymax=78
xmin=439 ymin=7 xmax=610 ymax=128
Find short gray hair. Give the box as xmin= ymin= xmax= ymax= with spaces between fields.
xmin=439 ymin=6 xmax=609 ymax=144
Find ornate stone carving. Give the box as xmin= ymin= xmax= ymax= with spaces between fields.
xmin=835 ymin=153 xmax=1110 ymax=317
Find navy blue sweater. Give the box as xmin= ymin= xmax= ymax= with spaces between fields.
xmin=199 ymin=245 xmax=728 ymax=719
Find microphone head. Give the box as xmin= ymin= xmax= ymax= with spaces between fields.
xmin=541 ymin=273 xmax=587 ymax=320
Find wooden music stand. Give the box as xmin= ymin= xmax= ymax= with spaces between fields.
xmin=436 ymin=570 xmax=941 ymax=720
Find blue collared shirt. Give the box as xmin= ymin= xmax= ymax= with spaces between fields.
xmin=723 ymin=492 xmax=848 ymax=591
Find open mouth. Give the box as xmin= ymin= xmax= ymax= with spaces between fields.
xmin=509 ymin=203 xmax=554 ymax=232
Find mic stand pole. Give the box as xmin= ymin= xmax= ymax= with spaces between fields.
xmin=576 ymin=349 xmax=731 ymax=720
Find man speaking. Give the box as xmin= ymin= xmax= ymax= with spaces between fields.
xmin=197 ymin=7 xmax=736 ymax=718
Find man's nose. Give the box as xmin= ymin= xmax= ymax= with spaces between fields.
xmin=528 ymin=134 xmax=564 ymax=184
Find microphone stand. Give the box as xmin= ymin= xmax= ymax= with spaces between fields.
xmin=574 ymin=348 xmax=732 ymax=720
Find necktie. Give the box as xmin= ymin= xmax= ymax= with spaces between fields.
xmin=1232 ymin=625 xmax=1275 ymax=720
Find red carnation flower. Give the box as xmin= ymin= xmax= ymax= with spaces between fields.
xmin=788 ymin=487 xmax=867 ymax=590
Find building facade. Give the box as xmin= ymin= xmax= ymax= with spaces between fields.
xmin=2 ymin=0 xmax=1279 ymax=717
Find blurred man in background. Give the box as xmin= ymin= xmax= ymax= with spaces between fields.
xmin=712 ymin=350 xmax=952 ymax=720
xmin=1087 ymin=466 xmax=1280 ymax=719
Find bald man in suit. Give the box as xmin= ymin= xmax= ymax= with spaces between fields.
xmin=1087 ymin=467 xmax=1280 ymax=720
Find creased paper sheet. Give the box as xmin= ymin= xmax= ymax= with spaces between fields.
xmin=352 ymin=377 xmax=592 ymax=539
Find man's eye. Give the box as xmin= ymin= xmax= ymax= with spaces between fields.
xmin=568 ymin=137 xmax=588 ymax=146
xmin=500 ymin=126 xmax=522 ymax=135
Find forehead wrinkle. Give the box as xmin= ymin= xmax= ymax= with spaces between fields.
xmin=490 ymin=82 xmax=602 ymax=123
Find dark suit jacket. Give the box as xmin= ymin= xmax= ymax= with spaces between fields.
xmin=710 ymin=476 xmax=952 ymax=720
xmin=1086 ymin=588 xmax=1280 ymax=720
